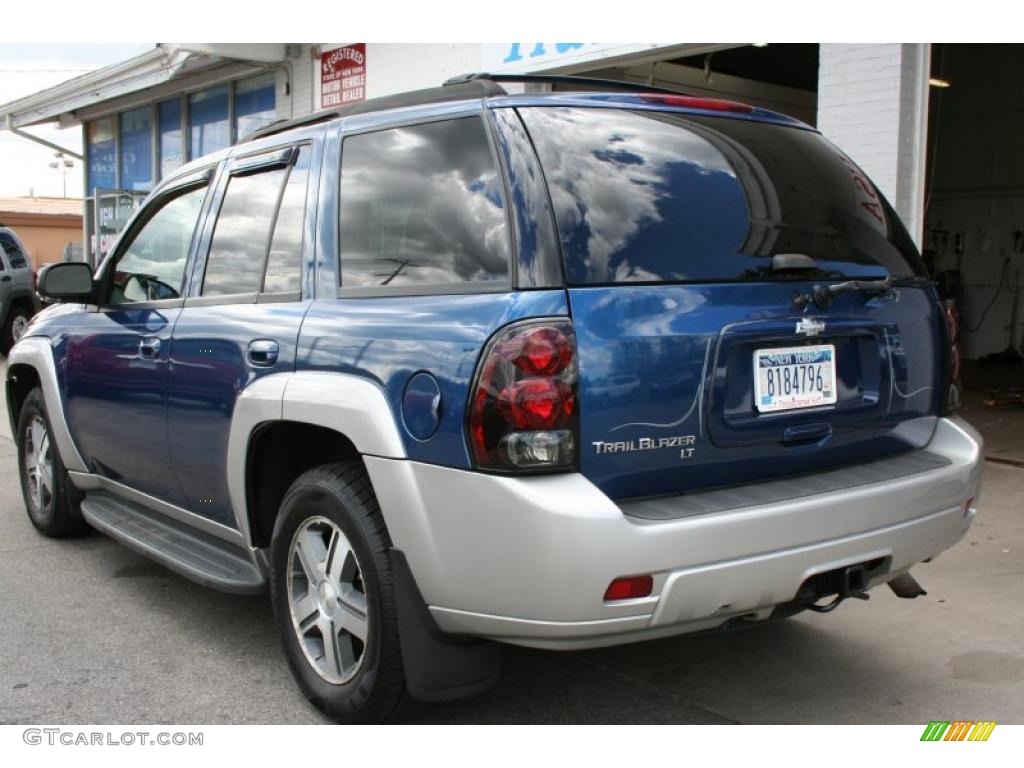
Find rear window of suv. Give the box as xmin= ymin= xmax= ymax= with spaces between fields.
xmin=517 ymin=107 xmax=926 ymax=285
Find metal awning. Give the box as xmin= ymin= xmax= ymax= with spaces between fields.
xmin=0 ymin=43 xmax=286 ymax=130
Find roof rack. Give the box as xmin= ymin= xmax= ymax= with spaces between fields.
xmin=241 ymin=78 xmax=507 ymax=143
xmin=442 ymin=72 xmax=693 ymax=96
xmin=243 ymin=72 xmax=695 ymax=144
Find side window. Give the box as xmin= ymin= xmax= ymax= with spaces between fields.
xmin=109 ymin=185 xmax=207 ymax=304
xmin=0 ymin=232 xmax=27 ymax=269
xmin=338 ymin=117 xmax=510 ymax=290
xmin=202 ymin=146 xmax=309 ymax=297
xmin=263 ymin=149 xmax=310 ymax=294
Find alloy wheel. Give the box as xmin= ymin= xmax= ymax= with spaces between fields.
xmin=24 ymin=415 xmax=54 ymax=514
xmin=286 ymin=516 xmax=369 ymax=684
xmin=11 ymin=313 xmax=28 ymax=343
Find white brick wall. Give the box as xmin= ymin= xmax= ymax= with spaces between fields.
xmin=818 ymin=44 xmax=931 ymax=244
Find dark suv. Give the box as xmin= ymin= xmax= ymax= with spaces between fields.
xmin=5 ymin=75 xmax=983 ymax=722
xmin=0 ymin=227 xmax=39 ymax=355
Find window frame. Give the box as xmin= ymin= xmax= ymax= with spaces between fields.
xmin=95 ymin=166 xmax=215 ymax=311
xmin=335 ymin=108 xmax=517 ymax=299
xmin=185 ymin=142 xmax=310 ymax=307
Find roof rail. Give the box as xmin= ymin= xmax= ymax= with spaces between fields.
xmin=443 ymin=72 xmax=692 ymax=96
xmin=241 ymin=79 xmax=507 ymax=143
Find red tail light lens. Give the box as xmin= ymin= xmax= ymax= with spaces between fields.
xmin=497 ymin=378 xmax=574 ymax=430
xmin=640 ymin=94 xmax=755 ymax=113
xmin=468 ymin=319 xmax=578 ymax=472
xmin=512 ymin=327 xmax=572 ymax=376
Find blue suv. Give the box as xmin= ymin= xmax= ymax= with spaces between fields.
xmin=5 ymin=74 xmax=983 ymax=722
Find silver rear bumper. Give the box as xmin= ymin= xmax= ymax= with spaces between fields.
xmin=366 ymin=417 xmax=983 ymax=650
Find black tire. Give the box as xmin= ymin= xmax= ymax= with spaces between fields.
xmin=16 ymin=388 xmax=89 ymax=538
xmin=270 ymin=462 xmax=407 ymax=723
xmin=0 ymin=304 xmax=33 ymax=355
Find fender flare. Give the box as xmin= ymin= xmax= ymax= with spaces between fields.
xmin=1 ymin=288 xmax=37 ymax=326
xmin=5 ymin=336 xmax=88 ymax=473
xmin=226 ymin=371 xmax=407 ymax=548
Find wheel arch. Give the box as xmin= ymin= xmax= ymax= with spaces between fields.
xmin=2 ymin=291 xmax=36 ymax=324
xmin=4 ymin=336 xmax=87 ymax=472
xmin=228 ymin=371 xmax=407 ymax=550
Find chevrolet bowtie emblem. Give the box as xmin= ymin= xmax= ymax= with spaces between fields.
xmin=795 ymin=318 xmax=826 ymax=336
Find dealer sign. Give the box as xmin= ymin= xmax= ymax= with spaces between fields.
xmin=322 ymin=44 xmax=366 ymax=108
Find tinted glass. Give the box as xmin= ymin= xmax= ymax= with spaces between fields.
xmin=0 ymin=232 xmax=27 ymax=268
xmin=519 ymin=107 xmax=926 ymax=285
xmin=263 ymin=149 xmax=309 ymax=294
xmin=159 ymin=99 xmax=183 ymax=179
xmin=110 ymin=185 xmax=206 ymax=304
xmin=203 ymin=166 xmax=287 ymax=296
xmin=189 ymin=85 xmax=230 ymax=160
xmin=338 ymin=117 xmax=510 ymax=289
xmin=235 ymin=74 xmax=277 ymax=139
xmin=120 ymin=107 xmax=153 ymax=192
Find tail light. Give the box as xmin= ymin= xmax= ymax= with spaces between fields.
xmin=467 ymin=319 xmax=578 ymax=472
xmin=942 ymin=299 xmax=962 ymax=413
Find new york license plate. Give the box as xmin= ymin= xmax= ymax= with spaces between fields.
xmin=754 ymin=344 xmax=837 ymax=413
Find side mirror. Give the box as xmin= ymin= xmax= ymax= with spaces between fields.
xmin=38 ymin=262 xmax=95 ymax=302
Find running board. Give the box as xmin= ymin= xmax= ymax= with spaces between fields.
xmin=80 ymin=491 xmax=266 ymax=595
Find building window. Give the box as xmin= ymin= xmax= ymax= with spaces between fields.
xmin=119 ymin=107 xmax=154 ymax=192
xmin=86 ymin=117 xmax=116 ymax=194
xmin=189 ymin=85 xmax=230 ymax=160
xmin=159 ymin=99 xmax=184 ymax=180
xmin=234 ymin=73 xmax=277 ymax=140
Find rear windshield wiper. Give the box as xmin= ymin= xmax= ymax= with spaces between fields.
xmin=792 ymin=276 xmax=894 ymax=310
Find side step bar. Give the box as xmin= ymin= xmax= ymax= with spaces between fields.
xmin=80 ymin=491 xmax=266 ymax=594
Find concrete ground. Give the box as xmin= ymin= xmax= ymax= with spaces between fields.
xmin=0 ymin=356 xmax=1022 ymax=724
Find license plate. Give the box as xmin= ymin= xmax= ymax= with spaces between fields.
xmin=754 ymin=344 xmax=837 ymax=413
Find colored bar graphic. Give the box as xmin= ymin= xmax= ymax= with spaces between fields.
xmin=920 ymin=720 xmax=996 ymax=741
xmin=968 ymin=722 xmax=997 ymax=741
xmin=944 ymin=721 xmax=973 ymax=741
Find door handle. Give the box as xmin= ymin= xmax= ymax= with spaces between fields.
xmin=0 ymin=275 xmax=10 ymax=282
xmin=138 ymin=337 xmax=161 ymax=358
xmin=247 ymin=339 xmax=279 ymax=367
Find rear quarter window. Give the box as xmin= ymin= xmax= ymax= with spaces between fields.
xmin=338 ymin=116 xmax=510 ymax=292
xmin=517 ymin=106 xmax=926 ymax=285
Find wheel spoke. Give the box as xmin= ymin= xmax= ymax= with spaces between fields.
xmin=337 ymin=588 xmax=369 ymax=641
xmin=293 ymin=591 xmax=319 ymax=630
xmin=327 ymin=532 xmax=353 ymax=583
xmin=30 ymin=419 xmax=44 ymax=456
xmin=295 ymin=529 xmax=326 ymax=583
xmin=318 ymin=618 xmax=343 ymax=679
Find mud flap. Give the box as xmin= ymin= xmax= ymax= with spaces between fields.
xmin=390 ymin=548 xmax=502 ymax=703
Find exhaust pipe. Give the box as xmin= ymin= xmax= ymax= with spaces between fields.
xmin=888 ymin=571 xmax=927 ymax=599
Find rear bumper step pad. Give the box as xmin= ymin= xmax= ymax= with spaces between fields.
xmin=621 ymin=450 xmax=952 ymax=521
